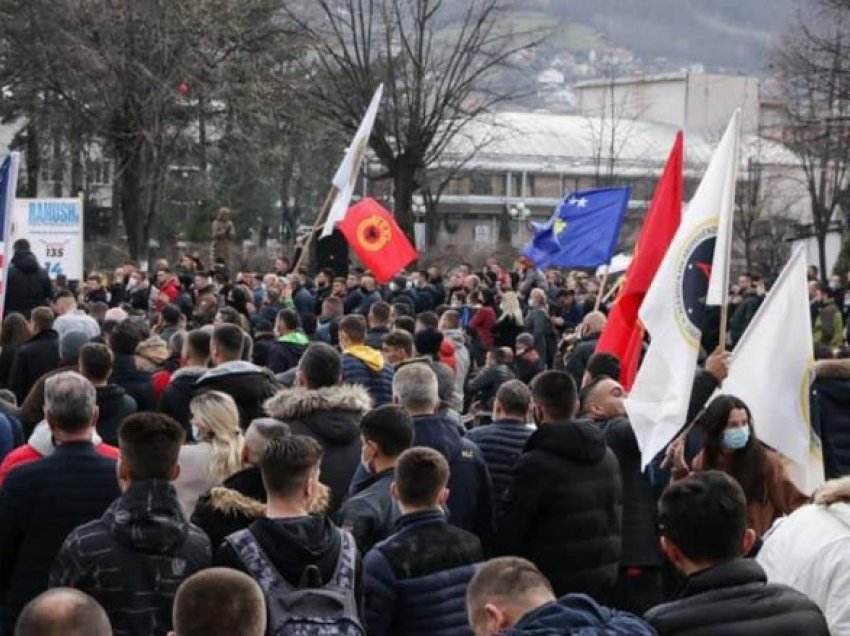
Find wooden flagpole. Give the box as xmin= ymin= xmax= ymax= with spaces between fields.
xmin=292 ymin=185 xmax=338 ymax=274
xmin=594 ymin=264 xmax=610 ymax=312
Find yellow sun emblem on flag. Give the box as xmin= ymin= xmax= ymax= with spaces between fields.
xmin=356 ymin=215 xmax=393 ymax=252
xmin=553 ymin=218 xmax=567 ymax=236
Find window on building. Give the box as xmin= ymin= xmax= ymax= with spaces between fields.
xmin=469 ymin=173 xmax=493 ymax=195
xmin=530 ymin=174 xmax=561 ymax=198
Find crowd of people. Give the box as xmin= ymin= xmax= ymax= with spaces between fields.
xmin=0 ymin=235 xmax=848 ymax=635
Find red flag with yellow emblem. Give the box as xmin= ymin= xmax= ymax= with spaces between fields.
xmin=338 ymin=197 xmax=417 ymax=283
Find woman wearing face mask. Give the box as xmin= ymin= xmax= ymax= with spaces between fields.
xmin=666 ymin=394 xmax=808 ymax=537
xmin=175 ymin=390 xmax=244 ymax=516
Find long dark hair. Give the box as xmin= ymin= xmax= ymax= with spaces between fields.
xmin=698 ymin=394 xmax=768 ymax=504
xmin=1 ymin=313 xmax=31 ymax=348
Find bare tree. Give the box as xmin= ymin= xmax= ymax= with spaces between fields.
xmin=284 ymin=0 xmax=546 ymax=239
xmin=1 ymin=0 xmax=297 ymax=260
xmin=774 ymin=0 xmax=850 ymax=280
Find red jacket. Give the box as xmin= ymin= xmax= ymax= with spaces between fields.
xmin=0 ymin=442 xmax=119 ymax=486
xmin=469 ymin=306 xmax=497 ymax=350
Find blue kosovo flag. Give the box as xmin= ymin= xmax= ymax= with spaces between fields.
xmin=523 ymin=186 xmax=630 ymax=268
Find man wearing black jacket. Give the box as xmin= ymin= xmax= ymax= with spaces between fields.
xmin=493 ymin=370 xmax=622 ymax=602
xmin=9 ymin=307 xmax=59 ymax=405
xmin=50 ymin=412 xmax=211 ymax=635
xmin=79 ymin=343 xmax=137 ymax=447
xmin=580 ymin=375 xmax=662 ymax=614
xmin=0 ymin=372 xmax=119 ymax=632
xmin=645 ymin=471 xmax=828 ymax=635
xmin=336 ymin=405 xmax=413 ymax=553
xmin=3 ymin=239 xmax=52 ymax=319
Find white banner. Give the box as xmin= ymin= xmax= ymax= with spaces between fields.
xmin=11 ymin=198 xmax=84 ymax=280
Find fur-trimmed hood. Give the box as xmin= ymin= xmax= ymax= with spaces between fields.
xmin=263 ymin=384 xmax=370 ymax=447
xmin=815 ymin=358 xmax=850 ymax=380
xmin=209 ymin=483 xmax=329 ymax=517
xmin=264 ymin=384 xmax=372 ymax=421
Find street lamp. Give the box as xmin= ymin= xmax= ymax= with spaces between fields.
xmin=509 ymin=201 xmax=530 ymax=245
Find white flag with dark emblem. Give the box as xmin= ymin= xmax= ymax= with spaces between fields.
xmin=718 ymin=244 xmax=821 ymax=494
xmin=626 ymin=112 xmax=740 ymax=469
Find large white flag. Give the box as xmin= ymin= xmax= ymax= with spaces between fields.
xmin=321 ymin=84 xmax=384 ymax=237
xmin=705 ymin=109 xmax=740 ymax=306
xmin=719 ymin=244 xmax=822 ymax=494
xmin=625 ymin=111 xmax=741 ymax=469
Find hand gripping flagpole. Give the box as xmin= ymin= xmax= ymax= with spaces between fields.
xmin=594 ymin=263 xmax=610 ymax=312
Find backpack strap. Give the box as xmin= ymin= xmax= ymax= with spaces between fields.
xmin=328 ymin=529 xmax=357 ymax=590
xmin=226 ymin=529 xmax=296 ymax=595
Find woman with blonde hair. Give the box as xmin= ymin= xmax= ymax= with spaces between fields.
xmin=175 ymin=390 xmax=244 ymax=515
xmin=492 ymin=290 xmax=525 ymax=349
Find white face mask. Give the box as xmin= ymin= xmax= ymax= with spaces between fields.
xmin=191 ymin=424 xmax=202 ymax=442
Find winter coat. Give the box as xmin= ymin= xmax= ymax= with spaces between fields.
xmin=442 ymin=330 xmax=471 ymax=409
xmin=364 ymin=509 xmax=483 ymax=636
xmin=0 ymin=413 xmax=23 ymax=465
xmin=493 ymin=419 xmax=622 ymax=600
xmin=492 ymin=314 xmax=524 ymax=350
xmin=265 ymin=333 xmax=309 ymax=374
xmin=3 ymin=250 xmax=52 ymax=319
xmin=95 ymin=384 xmax=138 ymax=446
xmin=468 ymin=306 xmax=497 ymax=350
xmin=644 ymin=559 xmax=829 ymax=636
xmin=334 ymin=468 xmax=398 ymax=554
xmin=515 ymin=349 xmax=545 ymax=384
xmin=174 ymin=442 xmax=222 ymax=517
xmin=365 ymin=326 xmax=391 ymax=351
xmin=159 ymin=366 xmax=207 ymax=434
xmin=468 ymin=363 xmax=515 ymax=411
xmin=504 ymin=594 xmax=657 ymax=635
xmin=815 ymin=297 xmax=845 ymax=348
xmin=9 ymin=329 xmax=59 ymax=405
xmin=518 ymin=269 xmax=548 ymax=299
xmin=564 ymin=332 xmax=601 ymax=387
xmin=111 ymin=353 xmax=155 ymax=412
xmin=412 ymin=413 xmax=494 ymax=540
xmin=729 ymin=291 xmax=764 ymax=346
xmin=250 ymin=333 xmax=277 ymax=369
xmin=341 ymin=350 xmax=394 ymax=407
xmin=215 ymin=515 xmax=364 ymax=608
xmin=194 ymin=360 xmax=280 ymax=431
xmin=598 ymin=416 xmax=662 ymax=567
xmin=758 ymin=500 xmax=850 ymax=635
xmin=466 ymin=419 xmax=535 ymax=519
xmin=525 ymin=308 xmax=554 ymax=368
xmin=0 ymin=441 xmax=120 ymax=632
xmin=344 ymin=287 xmax=365 ymax=314
xmin=687 ymin=448 xmax=808 ymax=537
xmin=264 ymin=384 xmax=370 ymax=514
xmin=355 ymin=289 xmax=383 ymax=316
xmin=191 ymin=466 xmax=267 ymax=551
xmin=49 ymin=479 xmax=211 ymax=636
xmin=0 ymin=343 xmax=21 ymax=389
xmin=812 ymin=358 xmax=850 ymax=479
xmin=0 ymin=421 xmax=118 ymax=486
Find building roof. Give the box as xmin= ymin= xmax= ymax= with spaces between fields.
xmin=439 ymin=110 xmax=799 ymax=176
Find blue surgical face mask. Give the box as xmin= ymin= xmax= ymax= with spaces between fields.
xmin=722 ymin=426 xmax=750 ymax=451
xmin=191 ymin=424 xmax=202 ymax=442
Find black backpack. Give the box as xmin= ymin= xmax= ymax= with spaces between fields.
xmin=226 ymin=527 xmax=364 ymax=635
